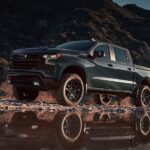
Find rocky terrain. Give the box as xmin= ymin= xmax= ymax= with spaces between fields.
xmin=0 ymin=0 xmax=149 ymax=66
xmin=0 ymin=99 xmax=135 ymax=112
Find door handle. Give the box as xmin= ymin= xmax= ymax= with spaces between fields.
xmin=108 ymin=64 xmax=113 ymax=67
xmin=127 ymin=68 xmax=132 ymax=71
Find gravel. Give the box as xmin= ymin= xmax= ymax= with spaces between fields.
xmin=0 ymin=99 xmax=137 ymax=114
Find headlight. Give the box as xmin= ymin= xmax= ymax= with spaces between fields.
xmin=43 ymin=53 xmax=61 ymax=59
xmin=43 ymin=53 xmax=62 ymax=65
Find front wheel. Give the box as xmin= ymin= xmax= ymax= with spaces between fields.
xmin=135 ymin=85 xmax=150 ymax=108
xmin=55 ymin=112 xmax=83 ymax=148
xmin=56 ymin=73 xmax=85 ymax=106
xmin=13 ymin=86 xmax=39 ymax=101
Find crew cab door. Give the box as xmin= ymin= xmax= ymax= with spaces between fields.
xmin=90 ymin=43 xmax=117 ymax=90
xmin=109 ymin=45 xmax=135 ymax=92
xmin=89 ymin=44 xmax=134 ymax=92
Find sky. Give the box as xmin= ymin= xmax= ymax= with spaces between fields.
xmin=113 ymin=0 xmax=150 ymax=10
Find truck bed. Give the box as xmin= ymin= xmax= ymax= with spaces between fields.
xmin=134 ymin=65 xmax=150 ymax=79
xmin=134 ymin=65 xmax=150 ymax=71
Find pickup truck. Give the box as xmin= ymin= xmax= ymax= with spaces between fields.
xmin=7 ymin=40 xmax=150 ymax=107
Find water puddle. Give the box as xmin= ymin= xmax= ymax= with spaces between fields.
xmin=0 ymin=102 xmax=150 ymax=150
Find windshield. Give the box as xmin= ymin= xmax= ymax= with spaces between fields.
xmin=57 ymin=40 xmax=96 ymax=51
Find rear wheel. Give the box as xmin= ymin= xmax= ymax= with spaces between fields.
xmin=135 ymin=85 xmax=150 ymax=108
xmin=94 ymin=93 xmax=112 ymax=106
xmin=139 ymin=114 xmax=150 ymax=136
xmin=56 ymin=73 xmax=85 ymax=106
xmin=13 ymin=86 xmax=39 ymax=101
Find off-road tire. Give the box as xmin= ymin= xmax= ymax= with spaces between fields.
xmin=94 ymin=93 xmax=112 ymax=106
xmin=55 ymin=112 xmax=84 ymax=149
xmin=135 ymin=85 xmax=150 ymax=108
xmin=13 ymin=86 xmax=39 ymax=101
xmin=56 ymin=73 xmax=85 ymax=106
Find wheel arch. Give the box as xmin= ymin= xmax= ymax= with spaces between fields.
xmin=140 ymin=78 xmax=150 ymax=86
xmin=60 ymin=65 xmax=87 ymax=85
xmin=133 ymin=77 xmax=150 ymax=98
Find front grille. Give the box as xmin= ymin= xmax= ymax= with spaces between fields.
xmin=11 ymin=54 xmax=42 ymax=59
xmin=10 ymin=54 xmax=45 ymax=69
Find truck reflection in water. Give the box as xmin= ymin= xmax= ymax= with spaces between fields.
xmin=85 ymin=109 xmax=150 ymax=150
xmin=0 ymin=107 xmax=150 ymax=150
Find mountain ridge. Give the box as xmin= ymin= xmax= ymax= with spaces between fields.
xmin=0 ymin=0 xmax=149 ymax=66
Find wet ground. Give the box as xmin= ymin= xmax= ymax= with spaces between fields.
xmin=0 ymin=100 xmax=150 ymax=150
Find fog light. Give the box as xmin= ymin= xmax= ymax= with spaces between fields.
xmin=33 ymin=82 xmax=40 ymax=86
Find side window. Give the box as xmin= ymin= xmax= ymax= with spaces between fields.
xmin=113 ymin=47 xmax=127 ymax=63
xmin=94 ymin=44 xmax=110 ymax=60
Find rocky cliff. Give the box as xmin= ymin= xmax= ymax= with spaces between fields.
xmin=0 ymin=0 xmax=149 ymax=66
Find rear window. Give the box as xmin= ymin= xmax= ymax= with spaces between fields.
xmin=57 ymin=40 xmax=96 ymax=51
xmin=113 ymin=46 xmax=127 ymax=63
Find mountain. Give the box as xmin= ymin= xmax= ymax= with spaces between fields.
xmin=0 ymin=0 xmax=150 ymax=67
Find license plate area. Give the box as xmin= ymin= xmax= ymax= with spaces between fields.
xmin=9 ymin=75 xmax=41 ymax=86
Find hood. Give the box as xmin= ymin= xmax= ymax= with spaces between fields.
xmin=12 ymin=47 xmax=49 ymax=54
xmin=47 ymin=48 xmax=87 ymax=55
xmin=12 ymin=47 xmax=87 ymax=56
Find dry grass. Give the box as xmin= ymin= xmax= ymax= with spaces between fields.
xmin=0 ymin=81 xmax=14 ymax=100
xmin=0 ymin=81 xmax=55 ymax=103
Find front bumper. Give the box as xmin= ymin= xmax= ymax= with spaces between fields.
xmin=7 ymin=69 xmax=58 ymax=90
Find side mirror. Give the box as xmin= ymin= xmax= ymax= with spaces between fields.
xmin=93 ymin=51 xmax=105 ymax=58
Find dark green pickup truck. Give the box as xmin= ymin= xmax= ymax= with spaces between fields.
xmin=7 ymin=40 xmax=150 ymax=106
